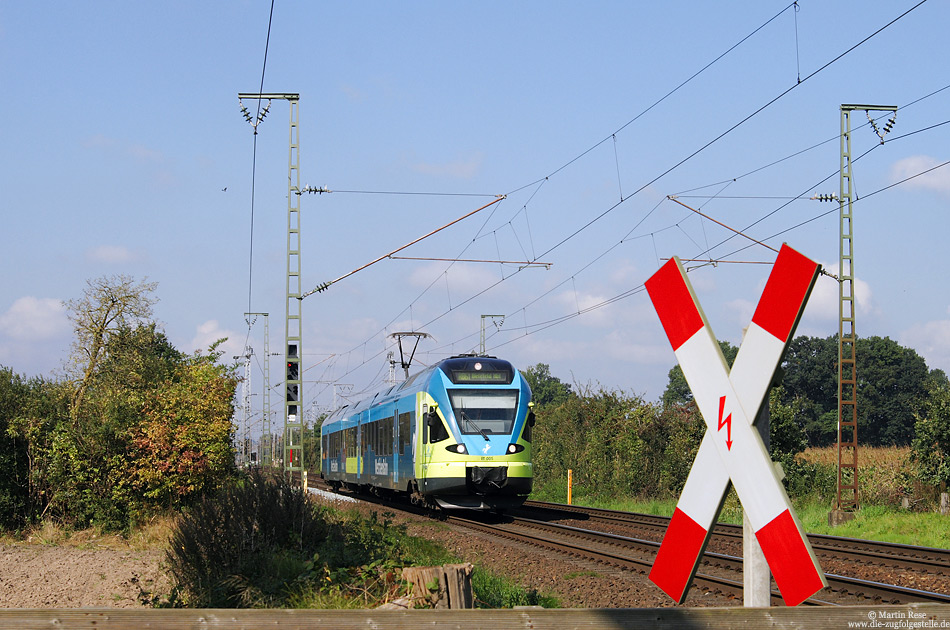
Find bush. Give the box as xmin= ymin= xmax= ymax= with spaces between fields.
xmin=793 ymin=446 xmax=916 ymax=508
xmin=532 ymin=385 xmax=704 ymax=501
xmin=166 ymin=470 xmax=331 ymax=607
xmin=166 ymin=470 xmax=426 ymax=608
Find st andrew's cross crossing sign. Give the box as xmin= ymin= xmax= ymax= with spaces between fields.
xmin=645 ymin=244 xmax=827 ymax=606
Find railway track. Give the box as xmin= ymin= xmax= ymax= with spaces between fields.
xmin=309 ymin=482 xmax=950 ymax=605
xmin=447 ymin=511 xmax=829 ymax=606
xmin=461 ymin=511 xmax=950 ymax=605
xmin=521 ymin=500 xmax=950 ymax=577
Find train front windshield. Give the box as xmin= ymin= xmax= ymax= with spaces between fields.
xmin=448 ymin=389 xmax=519 ymax=436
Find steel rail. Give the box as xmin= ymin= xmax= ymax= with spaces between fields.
xmin=501 ymin=514 xmax=950 ymax=606
xmin=523 ymin=501 xmax=950 ymax=575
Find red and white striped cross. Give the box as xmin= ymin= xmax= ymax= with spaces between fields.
xmin=645 ymin=243 xmax=827 ymax=606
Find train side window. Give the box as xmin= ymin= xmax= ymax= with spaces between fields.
xmin=399 ymin=412 xmax=410 ymax=454
xmin=347 ymin=427 xmax=356 ymax=458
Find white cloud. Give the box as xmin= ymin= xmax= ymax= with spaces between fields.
xmin=408 ymin=262 xmax=500 ymax=295
xmin=82 ymin=134 xmax=174 ymax=187
xmin=0 ymin=297 xmax=69 ymax=340
xmin=85 ymin=244 xmax=139 ymax=264
xmin=890 ymin=155 xmax=950 ymax=196
xmin=128 ymin=143 xmax=163 ymax=163
xmin=601 ymin=328 xmax=672 ymax=366
xmin=900 ymin=316 xmax=950 ymax=374
xmin=189 ymin=320 xmax=241 ymax=357
xmin=801 ymin=262 xmax=873 ymax=324
xmin=84 ymin=134 xmax=165 ymax=163
xmin=340 ymin=84 xmax=366 ymax=102
xmin=554 ymin=288 xmax=614 ymax=327
xmin=607 ymin=260 xmax=640 ymax=286
xmin=411 ymin=152 xmax=483 ymax=180
xmin=725 ymin=298 xmax=755 ymax=331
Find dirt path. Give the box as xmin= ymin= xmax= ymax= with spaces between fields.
xmin=0 ymin=544 xmax=170 ymax=608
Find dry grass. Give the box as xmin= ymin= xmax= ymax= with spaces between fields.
xmin=5 ymin=514 xmax=177 ymax=551
xmin=800 ymin=446 xmax=919 ymax=507
xmin=800 ymin=445 xmax=911 ymax=467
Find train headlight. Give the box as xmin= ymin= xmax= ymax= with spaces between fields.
xmin=507 ymin=444 xmax=525 ymax=454
xmin=445 ymin=444 xmax=467 ymax=454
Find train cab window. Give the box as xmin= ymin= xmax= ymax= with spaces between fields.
xmin=427 ymin=408 xmax=450 ymax=443
xmin=448 ymin=390 xmax=519 ymax=437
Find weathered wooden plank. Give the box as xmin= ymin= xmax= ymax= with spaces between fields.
xmin=401 ymin=562 xmax=473 ymax=609
xmin=0 ymin=604 xmax=948 ymax=630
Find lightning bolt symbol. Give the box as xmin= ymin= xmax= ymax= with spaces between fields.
xmin=718 ymin=395 xmax=733 ymax=451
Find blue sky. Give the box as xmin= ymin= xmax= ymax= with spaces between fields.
xmin=3 ymin=2 xmax=950 ymax=434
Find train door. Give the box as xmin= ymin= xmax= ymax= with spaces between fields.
xmin=357 ymin=412 xmax=365 ymax=481
xmin=392 ymin=409 xmax=399 ymax=486
xmin=421 ymin=395 xmax=432 ymax=483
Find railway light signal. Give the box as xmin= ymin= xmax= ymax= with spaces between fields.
xmin=287 ymin=361 xmax=299 ymax=381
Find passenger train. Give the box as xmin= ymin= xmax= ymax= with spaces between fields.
xmin=320 ymin=355 xmax=534 ymax=510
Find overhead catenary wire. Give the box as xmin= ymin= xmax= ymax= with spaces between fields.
xmin=308 ymin=2 xmax=934 ymax=399
xmin=299 ymin=195 xmax=506 ymax=298
xmin=313 ymin=3 xmax=874 ymax=372
xmin=667 ymin=196 xmax=779 ymax=254
xmin=470 ymin=109 xmax=950 ymax=360
xmin=243 ymin=0 xmax=276 ymax=347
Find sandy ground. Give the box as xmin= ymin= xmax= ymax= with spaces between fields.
xmin=0 ymin=543 xmax=170 ymax=608
xmin=0 ymin=493 xmax=734 ymax=609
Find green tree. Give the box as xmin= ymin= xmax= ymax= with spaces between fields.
xmin=2 ymin=278 xmax=239 ymax=531
xmin=37 ymin=323 xmax=185 ymax=529
xmin=520 ymin=363 xmax=573 ymax=408
xmin=4 ymin=375 xmax=71 ymax=526
xmin=662 ymin=340 xmax=738 ymax=407
xmin=0 ymin=367 xmax=31 ymax=528
xmin=912 ymin=383 xmax=950 ymax=489
xmin=767 ymin=386 xmax=807 ymax=461
xmin=123 ymin=350 xmax=237 ymax=514
xmin=64 ymin=274 xmax=158 ymax=419
xmin=531 ymin=384 xmax=702 ymax=499
xmin=781 ymin=334 xmax=939 ymax=447
xmin=858 ymin=336 xmax=931 ymax=446
xmin=779 ymin=335 xmax=839 ymax=446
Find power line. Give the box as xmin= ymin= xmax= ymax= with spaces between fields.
xmin=244 ymin=0 xmax=276 ymax=338
xmin=307 ymin=2 xmax=932 ymax=402
xmin=521 ymin=2 xmax=801 ymax=189
xmin=526 ymin=0 xmax=927 ymax=265
xmin=308 ymin=188 xmax=498 ymax=197
xmin=299 ymin=195 xmax=506 ymax=298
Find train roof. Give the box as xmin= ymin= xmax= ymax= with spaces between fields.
xmin=320 ymin=355 xmax=517 ymax=428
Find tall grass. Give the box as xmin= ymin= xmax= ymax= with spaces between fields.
xmin=166 ymin=471 xmax=557 ymax=609
xmin=798 ymin=446 xmax=931 ymax=507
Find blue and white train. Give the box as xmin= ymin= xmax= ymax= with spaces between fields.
xmin=320 ymin=355 xmax=534 ymax=510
